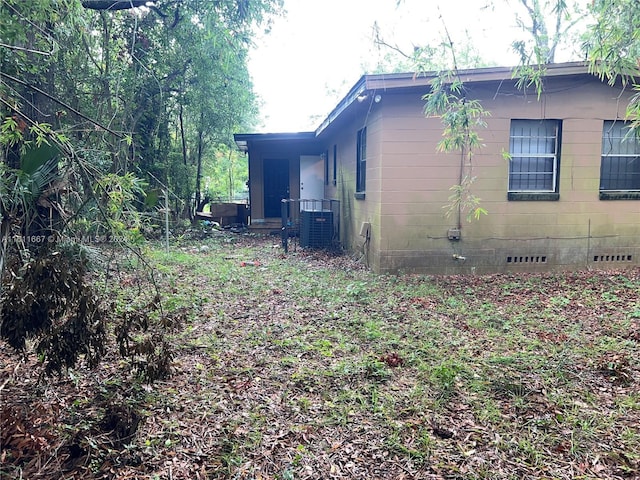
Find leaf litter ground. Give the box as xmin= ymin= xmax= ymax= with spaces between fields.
xmin=1 ymin=232 xmax=639 ymax=479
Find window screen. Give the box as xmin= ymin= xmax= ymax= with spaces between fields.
xmin=600 ymin=121 xmax=640 ymax=191
xmin=509 ymin=120 xmax=560 ymax=192
xmin=356 ymin=127 xmax=367 ymax=193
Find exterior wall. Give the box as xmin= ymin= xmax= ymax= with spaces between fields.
xmin=321 ymin=108 xmax=384 ymax=269
xmin=365 ymin=77 xmax=639 ymax=274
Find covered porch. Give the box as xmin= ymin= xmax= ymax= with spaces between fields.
xmin=233 ymin=132 xmax=327 ymax=235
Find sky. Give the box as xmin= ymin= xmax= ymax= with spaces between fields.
xmin=248 ymin=0 xmax=590 ymax=133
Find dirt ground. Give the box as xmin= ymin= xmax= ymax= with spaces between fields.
xmin=1 ymin=234 xmax=639 ymax=479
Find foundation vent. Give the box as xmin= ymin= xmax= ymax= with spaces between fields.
xmin=592 ymin=254 xmax=633 ymax=263
xmin=506 ymin=255 xmax=547 ymax=264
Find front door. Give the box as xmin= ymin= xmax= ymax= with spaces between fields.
xmin=264 ymin=158 xmax=289 ymax=218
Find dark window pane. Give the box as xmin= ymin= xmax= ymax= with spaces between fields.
xmin=600 ymin=121 xmax=640 ymax=191
xmin=356 ymin=127 xmax=367 ymax=193
xmin=509 ymin=120 xmax=559 ymax=193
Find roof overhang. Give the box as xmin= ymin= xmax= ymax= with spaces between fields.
xmin=233 ymin=131 xmax=316 ymax=153
xmin=235 ymin=62 xmax=609 ymax=145
xmin=315 ymin=62 xmax=594 ymax=137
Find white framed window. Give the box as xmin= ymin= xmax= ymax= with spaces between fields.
xmin=600 ymin=120 xmax=640 ymax=192
xmin=508 ymin=120 xmax=561 ymax=194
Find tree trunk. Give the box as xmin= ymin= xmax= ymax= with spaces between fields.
xmin=194 ymin=117 xmax=204 ymax=217
xmin=179 ymin=103 xmax=188 ymax=166
xmin=227 ymin=149 xmax=234 ymax=202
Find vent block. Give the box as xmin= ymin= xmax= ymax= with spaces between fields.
xmin=592 ymin=254 xmax=633 ymax=263
xmin=506 ymin=255 xmax=547 ymax=264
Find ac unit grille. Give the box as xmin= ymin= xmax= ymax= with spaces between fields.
xmin=300 ymin=210 xmax=334 ymax=248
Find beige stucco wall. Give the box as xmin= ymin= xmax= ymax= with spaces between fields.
xmin=321 ymin=107 xmax=385 ymax=270
xmin=324 ymin=76 xmax=640 ymax=274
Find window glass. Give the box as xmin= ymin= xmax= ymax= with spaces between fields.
xmin=509 ymin=120 xmax=560 ymax=192
xmin=600 ymin=121 xmax=640 ymax=191
xmin=332 ymin=144 xmax=337 ymax=185
xmin=356 ymin=127 xmax=367 ymax=193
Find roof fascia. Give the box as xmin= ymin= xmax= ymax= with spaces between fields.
xmin=314 ymin=62 xmax=594 ymax=137
xmin=314 ymin=76 xmax=368 ymax=137
xmin=233 ymin=132 xmax=315 ymax=152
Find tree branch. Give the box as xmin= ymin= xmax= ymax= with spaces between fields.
xmin=0 ymin=72 xmax=123 ymax=138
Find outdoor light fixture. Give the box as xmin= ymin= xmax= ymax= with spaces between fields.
xmin=357 ymin=93 xmax=381 ymax=103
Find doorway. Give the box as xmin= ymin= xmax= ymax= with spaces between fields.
xmin=263 ymin=158 xmax=289 ymax=218
xmin=300 ymin=155 xmax=324 ymax=211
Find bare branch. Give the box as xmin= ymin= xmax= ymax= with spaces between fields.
xmin=0 ymin=72 xmax=124 ymax=139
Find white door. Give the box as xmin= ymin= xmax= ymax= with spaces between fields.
xmin=300 ymin=155 xmax=324 ymax=210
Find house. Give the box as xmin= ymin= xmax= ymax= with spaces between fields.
xmin=234 ymin=62 xmax=640 ymax=274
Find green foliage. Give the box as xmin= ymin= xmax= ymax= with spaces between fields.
xmin=1 ymin=0 xmax=281 ymax=215
xmin=511 ymin=63 xmax=547 ymax=99
xmin=0 ymin=0 xmax=280 ymax=377
xmin=0 ymin=243 xmax=107 ymax=374
xmin=0 ymin=116 xmax=22 ymax=149
xmin=96 ymin=172 xmax=147 ymax=226
xmin=430 ymin=360 xmax=463 ymax=394
xmin=423 ymin=71 xmax=489 ymax=223
xmin=510 ymin=0 xmax=587 ymax=65
xmin=0 ymin=126 xmax=68 ymax=250
xmin=425 ymin=77 xmax=487 ymax=153
xmin=585 ymin=0 xmax=640 ymax=83
xmin=203 ymin=144 xmax=248 ymax=202
xmin=445 ymin=177 xmax=489 ymax=222
xmin=0 ymin=122 xmax=165 ymax=376
xmin=584 ymin=0 xmax=640 ymax=132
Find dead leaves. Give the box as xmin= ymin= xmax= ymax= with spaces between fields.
xmin=0 ymin=402 xmax=58 ymax=465
xmin=1 ymin=236 xmax=639 ymax=479
xmin=597 ymin=351 xmax=634 ymax=386
xmin=379 ymin=352 xmax=404 ymax=368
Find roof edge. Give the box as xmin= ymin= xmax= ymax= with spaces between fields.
xmin=233 ymin=131 xmax=315 ymax=152
xmin=315 ymin=62 xmax=594 ymax=137
xmin=314 ymin=76 xmax=367 ymax=138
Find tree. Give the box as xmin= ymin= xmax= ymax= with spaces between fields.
xmin=584 ymin=0 xmax=640 ymax=131
xmin=420 ymin=22 xmax=490 ymax=225
xmin=586 ymin=0 xmax=640 ymax=78
xmin=371 ymin=17 xmax=491 ymax=72
xmin=510 ymin=0 xmax=587 ymax=64
xmin=0 ymin=0 xmax=282 ymax=375
xmin=373 ymin=5 xmax=493 ymax=224
xmin=204 ymin=144 xmax=249 ymax=202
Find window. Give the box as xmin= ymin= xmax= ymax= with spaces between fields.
xmin=332 ymin=144 xmax=337 ymax=186
xmin=323 ymin=149 xmax=329 ymax=185
xmin=356 ymin=127 xmax=366 ymax=196
xmin=600 ymin=120 xmax=640 ymax=198
xmin=508 ymin=120 xmax=561 ymax=200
